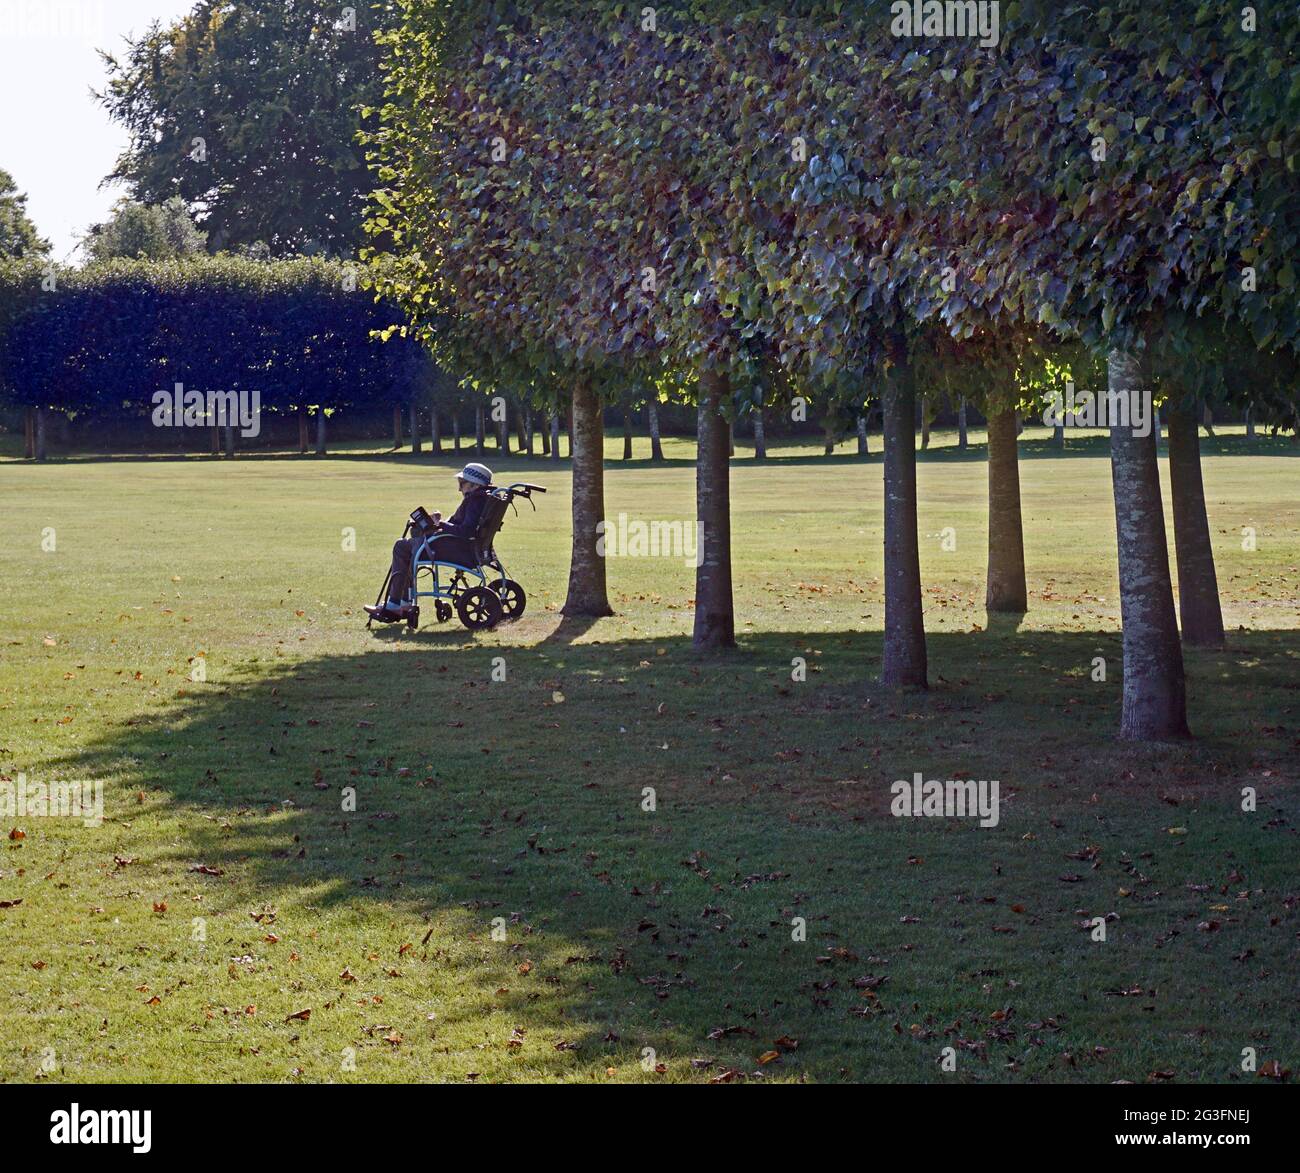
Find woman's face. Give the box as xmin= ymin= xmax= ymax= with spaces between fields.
xmin=457 ymin=478 xmax=472 ymax=494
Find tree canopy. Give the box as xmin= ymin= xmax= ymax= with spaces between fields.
xmin=0 ymin=169 xmax=50 ymax=259
xmin=81 ymin=196 xmax=207 ymax=264
xmin=99 ymin=0 xmax=392 ymax=257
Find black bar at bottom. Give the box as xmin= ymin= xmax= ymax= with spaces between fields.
xmin=1 ymin=1081 xmax=1289 ymax=1158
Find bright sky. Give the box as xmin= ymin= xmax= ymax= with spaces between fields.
xmin=0 ymin=0 xmax=197 ymax=262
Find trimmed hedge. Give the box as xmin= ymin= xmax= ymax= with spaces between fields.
xmin=0 ymin=256 xmax=430 ymax=441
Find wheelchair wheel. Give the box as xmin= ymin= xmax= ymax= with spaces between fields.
xmin=456 ymin=585 xmax=503 ymax=631
xmin=490 ymin=578 xmax=526 ymax=620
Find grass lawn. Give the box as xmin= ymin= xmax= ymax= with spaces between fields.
xmin=1 ymin=428 xmax=1297 ymax=1083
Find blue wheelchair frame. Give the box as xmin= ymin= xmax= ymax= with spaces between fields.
xmin=405 ymin=534 xmax=506 ymax=609
xmin=402 ymin=482 xmax=545 ymax=617
xmin=365 ymin=482 xmax=543 ymax=630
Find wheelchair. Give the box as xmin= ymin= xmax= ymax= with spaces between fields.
xmin=392 ymin=482 xmax=545 ymax=632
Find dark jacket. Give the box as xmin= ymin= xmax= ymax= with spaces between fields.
xmin=439 ymin=486 xmax=489 ymax=538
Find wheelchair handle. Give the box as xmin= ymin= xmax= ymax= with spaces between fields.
xmin=504 ymin=482 xmax=546 ymax=495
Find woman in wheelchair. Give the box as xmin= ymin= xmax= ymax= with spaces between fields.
xmin=364 ymin=462 xmax=494 ymax=623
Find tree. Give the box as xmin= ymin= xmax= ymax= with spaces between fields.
xmin=985 ymin=406 xmax=1027 ymax=613
xmin=0 ymin=169 xmax=49 ymax=258
xmin=99 ymin=1 xmax=390 ymax=257
xmin=922 ymin=4 xmax=1297 ymax=737
xmin=1165 ymin=396 xmax=1225 ymax=648
xmin=695 ymin=371 xmax=735 ymax=647
xmin=365 ymin=2 xmax=750 ymax=633
xmin=82 ymin=197 xmax=206 ymax=263
xmin=880 ymin=330 xmax=927 ymax=686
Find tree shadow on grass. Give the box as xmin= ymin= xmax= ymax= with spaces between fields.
xmin=45 ymin=628 xmax=1300 ymax=1082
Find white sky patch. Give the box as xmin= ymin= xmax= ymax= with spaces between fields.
xmin=0 ymin=0 xmax=196 ymax=263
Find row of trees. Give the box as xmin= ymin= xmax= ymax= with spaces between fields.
xmin=364 ymin=0 xmax=1298 ymax=740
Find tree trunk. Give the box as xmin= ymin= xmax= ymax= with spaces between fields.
xmin=1053 ymin=419 xmax=1065 ymax=449
xmin=823 ymin=415 xmax=836 ymax=456
xmin=522 ymin=405 xmax=532 ymax=455
xmin=1107 ymin=348 xmax=1190 ymax=740
xmin=430 ymin=408 xmax=441 ymax=453
xmin=1201 ymin=402 xmax=1215 ymax=438
xmin=563 ymin=375 xmax=613 ymax=616
xmin=34 ymin=406 xmax=47 ymax=461
xmin=540 ymin=410 xmax=550 ymax=455
xmin=392 ymin=403 xmax=402 ymax=449
xmin=410 ymin=401 xmax=421 ymax=454
xmin=920 ymin=395 xmax=931 ymax=450
xmin=957 ymin=398 xmax=968 ymax=449
xmin=223 ymin=423 xmax=235 ymax=458
xmin=752 ymin=405 xmax=765 ymax=461
xmin=315 ymin=408 xmax=327 ymax=456
xmin=881 ymin=354 xmax=927 ymax=688
xmin=1167 ymin=403 xmax=1225 ymax=648
xmin=728 ymin=419 xmax=735 ymax=458
xmin=1153 ymin=406 xmax=1162 ymax=445
xmin=210 ymin=424 xmax=220 ymax=455
xmin=622 ymin=400 xmax=633 ymax=460
xmin=694 ymin=371 xmax=735 ymax=649
xmin=1245 ymin=403 xmax=1255 ymax=440
xmin=985 ymin=408 xmax=1028 ymax=613
xmin=648 ymin=398 xmax=665 ymax=461
xmin=24 ymin=407 xmax=35 ymax=458
xmin=856 ymin=415 xmax=869 ymax=456
xmin=550 ymin=410 xmax=560 ymax=461
xmin=453 ymin=413 xmax=461 ymax=451
xmin=475 ymin=404 xmax=485 ymax=455
xmin=298 ymin=405 xmax=308 ymax=454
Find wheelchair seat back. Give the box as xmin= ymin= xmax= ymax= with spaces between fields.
xmin=471 ymin=491 xmax=511 ymax=564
